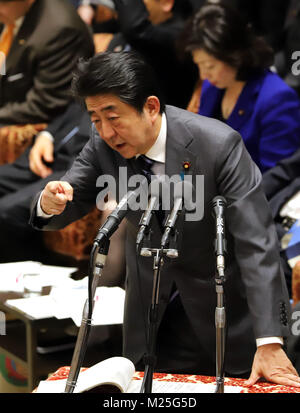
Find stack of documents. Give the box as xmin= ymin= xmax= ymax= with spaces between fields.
xmin=2 ymin=261 xmax=125 ymax=326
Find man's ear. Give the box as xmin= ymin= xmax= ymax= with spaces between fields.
xmin=145 ymin=96 xmax=161 ymax=121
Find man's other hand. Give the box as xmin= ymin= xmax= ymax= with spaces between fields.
xmin=245 ymin=343 xmax=300 ymax=388
xmin=29 ymin=133 xmax=54 ymax=178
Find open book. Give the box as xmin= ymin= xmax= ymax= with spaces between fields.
xmin=37 ymin=357 xmax=134 ymax=393
xmin=36 ymin=357 xmax=243 ymax=393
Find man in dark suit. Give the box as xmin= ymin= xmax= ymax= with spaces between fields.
xmin=30 ymin=51 xmax=300 ymax=387
xmin=262 ymin=148 xmax=300 ymax=296
xmin=106 ymin=0 xmax=198 ymax=110
xmin=0 ymin=102 xmax=91 ymax=263
xmin=0 ymin=0 xmax=94 ymax=125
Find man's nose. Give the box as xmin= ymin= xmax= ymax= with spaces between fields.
xmin=100 ymin=120 xmax=115 ymax=140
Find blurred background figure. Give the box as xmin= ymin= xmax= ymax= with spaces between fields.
xmin=0 ymin=0 xmax=94 ymax=126
xmin=274 ymin=0 xmax=300 ymax=96
xmin=76 ymin=0 xmax=119 ymax=35
xmin=0 ymin=103 xmax=91 ymax=264
xmin=262 ymin=148 xmax=300 ymax=298
xmin=104 ymin=0 xmax=198 ymax=109
xmin=184 ymin=1 xmax=300 ymax=172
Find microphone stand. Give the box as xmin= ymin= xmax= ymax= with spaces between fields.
xmin=139 ymin=230 xmax=179 ymax=394
xmin=140 ymin=247 xmax=163 ymax=394
xmin=64 ymin=237 xmax=110 ymax=393
xmin=214 ymin=259 xmax=226 ymax=394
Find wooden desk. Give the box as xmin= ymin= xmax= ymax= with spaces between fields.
xmin=0 ymin=292 xmax=122 ymax=392
xmin=0 ymin=292 xmax=78 ymax=392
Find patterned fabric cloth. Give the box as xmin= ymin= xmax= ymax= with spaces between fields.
xmin=40 ymin=366 xmax=300 ymax=393
xmin=0 ymin=124 xmax=47 ymax=165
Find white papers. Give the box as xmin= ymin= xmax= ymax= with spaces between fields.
xmin=0 ymin=261 xmax=77 ymax=293
xmin=5 ymin=281 xmax=125 ymax=326
xmin=49 ymin=284 xmax=125 ymax=326
xmin=0 ymin=261 xmax=41 ymax=293
xmin=5 ymin=295 xmax=59 ymax=320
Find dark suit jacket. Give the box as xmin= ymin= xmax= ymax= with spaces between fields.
xmin=198 ymin=70 xmax=300 ymax=173
xmin=0 ymin=0 xmax=94 ymax=125
xmin=109 ymin=0 xmax=198 ymax=109
xmin=30 ymin=105 xmax=290 ymax=375
xmin=221 ymin=0 xmax=289 ymax=52
xmin=262 ymin=148 xmax=300 ymax=236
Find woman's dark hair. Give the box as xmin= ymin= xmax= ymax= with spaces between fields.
xmin=184 ymin=2 xmax=274 ymax=80
xmin=72 ymin=51 xmax=165 ymax=113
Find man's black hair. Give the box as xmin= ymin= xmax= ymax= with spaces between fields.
xmin=72 ymin=51 xmax=165 ymax=113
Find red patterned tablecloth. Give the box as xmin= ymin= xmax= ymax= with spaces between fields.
xmin=46 ymin=366 xmax=300 ymax=393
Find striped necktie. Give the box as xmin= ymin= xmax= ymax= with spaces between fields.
xmin=0 ymin=23 xmax=15 ymax=55
xmin=136 ymin=155 xmax=154 ymax=183
xmin=136 ymin=154 xmax=166 ymax=226
xmin=0 ymin=23 xmax=15 ymax=71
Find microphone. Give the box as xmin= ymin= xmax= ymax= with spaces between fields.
xmin=94 ymin=188 xmax=139 ymax=245
xmin=136 ymin=178 xmax=165 ymax=247
xmin=161 ymin=180 xmax=194 ymax=249
xmin=212 ymin=196 xmax=227 ymax=277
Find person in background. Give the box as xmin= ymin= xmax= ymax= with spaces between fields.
xmin=77 ymin=0 xmax=119 ymax=34
xmin=0 ymin=0 xmax=94 ymax=126
xmin=184 ymin=2 xmax=300 ymax=173
xmin=106 ymin=0 xmax=198 ymax=110
xmin=0 ymin=103 xmax=91 ymax=264
xmin=262 ymin=148 xmax=300 ymax=298
xmin=0 ymin=100 xmax=127 ymax=288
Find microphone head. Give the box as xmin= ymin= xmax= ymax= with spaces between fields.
xmin=212 ymin=195 xmax=227 ymax=208
xmin=212 ymin=195 xmax=227 ymax=218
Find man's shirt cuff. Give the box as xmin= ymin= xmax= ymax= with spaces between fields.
xmin=37 ymin=191 xmax=53 ymax=218
xmin=256 ymin=337 xmax=284 ymax=347
xmin=37 ymin=131 xmax=54 ymax=142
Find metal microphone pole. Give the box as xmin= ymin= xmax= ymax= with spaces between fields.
xmin=215 ymin=268 xmax=226 ymax=393
xmin=140 ymin=247 xmax=164 ymax=394
xmin=212 ymin=196 xmax=227 ymax=394
xmin=64 ymin=237 xmax=110 ymax=393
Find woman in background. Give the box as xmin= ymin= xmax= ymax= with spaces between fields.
xmin=185 ymin=2 xmax=300 ymax=172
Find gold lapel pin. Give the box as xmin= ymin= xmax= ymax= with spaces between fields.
xmin=182 ymin=161 xmax=191 ymax=171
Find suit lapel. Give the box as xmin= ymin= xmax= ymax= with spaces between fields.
xmin=200 ymin=74 xmax=263 ymax=133
xmin=164 ymin=106 xmax=199 ymax=251
xmin=5 ymin=0 xmax=40 ymax=73
xmin=199 ymin=82 xmax=224 ymax=118
xmin=226 ymin=73 xmax=263 ymax=131
xmin=165 ymin=107 xmax=197 ymax=179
